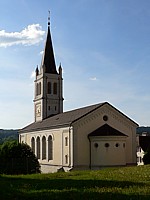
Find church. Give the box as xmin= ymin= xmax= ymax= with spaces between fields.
xmin=19 ymin=17 xmax=138 ymax=173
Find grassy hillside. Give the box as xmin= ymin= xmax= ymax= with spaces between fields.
xmin=0 ymin=165 xmax=150 ymax=200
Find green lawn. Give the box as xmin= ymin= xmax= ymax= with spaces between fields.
xmin=0 ymin=165 xmax=150 ymax=200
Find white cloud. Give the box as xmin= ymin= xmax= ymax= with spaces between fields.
xmin=0 ymin=24 xmax=45 ymax=47
xmin=40 ymin=50 xmax=44 ymax=55
xmin=89 ymin=77 xmax=97 ymax=81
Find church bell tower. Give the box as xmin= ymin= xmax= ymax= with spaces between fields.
xmin=34 ymin=15 xmax=63 ymax=122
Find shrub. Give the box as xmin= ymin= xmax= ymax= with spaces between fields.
xmin=143 ymin=146 xmax=150 ymax=165
xmin=0 ymin=141 xmax=40 ymax=174
xmin=143 ymin=152 xmax=150 ymax=165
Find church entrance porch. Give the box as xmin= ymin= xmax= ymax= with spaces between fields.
xmin=88 ymin=124 xmax=127 ymax=168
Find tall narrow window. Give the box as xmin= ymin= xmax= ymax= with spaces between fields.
xmin=47 ymin=82 xmax=51 ymax=94
xmin=65 ymin=155 xmax=68 ymax=164
xmin=36 ymin=83 xmax=38 ymax=96
xmin=36 ymin=83 xmax=41 ymax=96
xmin=31 ymin=137 xmax=35 ymax=154
xmin=39 ymin=82 xmax=41 ymax=95
xmin=53 ymin=82 xmax=57 ymax=94
xmin=65 ymin=137 xmax=68 ymax=146
xmin=36 ymin=137 xmax=40 ymax=159
xmin=42 ymin=136 xmax=46 ymax=160
xmin=48 ymin=135 xmax=53 ymax=160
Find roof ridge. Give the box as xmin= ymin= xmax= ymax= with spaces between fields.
xmin=62 ymin=102 xmax=106 ymax=114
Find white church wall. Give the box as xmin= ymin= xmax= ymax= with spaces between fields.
xmin=90 ymin=136 xmax=126 ymax=168
xmin=98 ymin=104 xmax=137 ymax=165
xmin=20 ymin=126 xmax=72 ymax=173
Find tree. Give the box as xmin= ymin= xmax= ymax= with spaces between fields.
xmin=143 ymin=146 xmax=150 ymax=165
xmin=143 ymin=153 xmax=150 ymax=165
xmin=0 ymin=141 xmax=41 ymax=174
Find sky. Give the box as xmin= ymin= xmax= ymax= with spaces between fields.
xmin=0 ymin=0 xmax=150 ymax=129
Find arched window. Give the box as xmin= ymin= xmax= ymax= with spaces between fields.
xmin=39 ymin=82 xmax=41 ymax=95
xmin=48 ymin=135 xmax=53 ymax=160
xmin=36 ymin=136 xmax=40 ymax=159
xmin=36 ymin=83 xmax=38 ymax=96
xmin=47 ymin=82 xmax=51 ymax=94
xmin=53 ymin=82 xmax=57 ymax=94
xmin=36 ymin=83 xmax=41 ymax=96
xmin=42 ymin=136 xmax=46 ymax=160
xmin=31 ymin=137 xmax=35 ymax=154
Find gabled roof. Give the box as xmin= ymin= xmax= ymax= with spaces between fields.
xmin=41 ymin=25 xmax=58 ymax=74
xmin=20 ymin=102 xmax=138 ymax=133
xmin=20 ymin=103 xmax=104 ymax=133
xmin=88 ymin=124 xmax=127 ymax=137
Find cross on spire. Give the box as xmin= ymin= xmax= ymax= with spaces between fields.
xmin=48 ymin=10 xmax=50 ymax=26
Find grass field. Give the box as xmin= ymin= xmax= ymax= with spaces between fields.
xmin=0 ymin=165 xmax=150 ymax=200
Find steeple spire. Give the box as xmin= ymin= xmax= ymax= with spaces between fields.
xmin=41 ymin=11 xmax=57 ymax=74
xmin=34 ymin=12 xmax=63 ymax=122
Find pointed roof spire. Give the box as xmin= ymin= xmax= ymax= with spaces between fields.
xmin=36 ymin=65 xmax=39 ymax=76
xmin=41 ymin=11 xmax=58 ymax=74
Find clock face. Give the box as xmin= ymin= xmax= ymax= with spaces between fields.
xmin=36 ymin=104 xmax=41 ymax=117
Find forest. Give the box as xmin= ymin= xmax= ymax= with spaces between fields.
xmin=0 ymin=129 xmax=18 ymax=144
